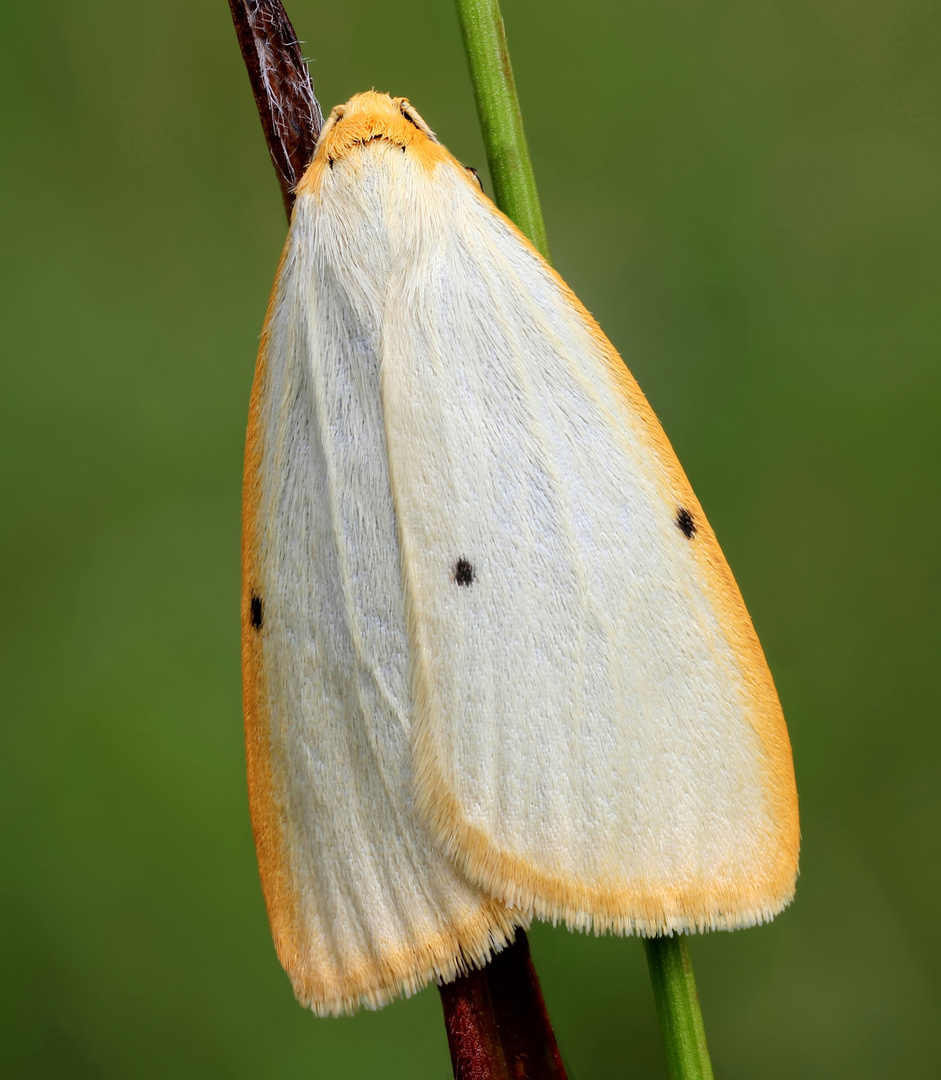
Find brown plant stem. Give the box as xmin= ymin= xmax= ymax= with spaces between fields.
xmin=227 ymin=0 xmax=322 ymax=218
xmin=439 ymin=931 xmax=568 ymax=1080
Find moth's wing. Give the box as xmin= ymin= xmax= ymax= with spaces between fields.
xmin=241 ymin=217 xmax=521 ymax=1016
xmin=382 ymin=171 xmax=799 ymax=935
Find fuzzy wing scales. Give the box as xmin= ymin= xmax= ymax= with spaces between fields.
xmin=242 ymin=206 xmax=522 ymax=1016
xmin=379 ymin=167 xmax=799 ymax=935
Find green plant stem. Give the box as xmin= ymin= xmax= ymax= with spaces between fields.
xmin=644 ymin=936 xmax=715 ymax=1080
xmin=453 ymin=0 xmax=550 ymax=260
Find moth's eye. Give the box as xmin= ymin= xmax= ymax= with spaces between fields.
xmin=453 ymin=558 xmax=475 ymax=587
xmin=399 ymin=102 xmax=438 ymax=142
xmin=464 ymin=166 xmax=483 ymax=191
xmin=399 ymin=104 xmax=424 ymax=132
xmin=676 ymin=507 xmax=696 ymax=539
xmin=250 ymin=594 xmax=264 ymax=630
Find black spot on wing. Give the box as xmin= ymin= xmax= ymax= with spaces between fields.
xmin=676 ymin=507 xmax=696 ymax=539
xmin=250 ymin=594 xmax=264 ymax=630
xmin=453 ymin=558 xmax=475 ymax=587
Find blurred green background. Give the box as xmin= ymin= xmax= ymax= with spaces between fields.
xmin=1 ymin=0 xmax=938 ymax=1076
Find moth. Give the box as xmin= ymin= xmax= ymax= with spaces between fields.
xmin=241 ymin=91 xmax=799 ymax=1015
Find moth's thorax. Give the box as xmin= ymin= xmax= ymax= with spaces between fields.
xmin=291 ymin=93 xmax=487 ymax=317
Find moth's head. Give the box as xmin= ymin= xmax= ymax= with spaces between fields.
xmin=296 ymin=92 xmax=490 ymax=204
xmin=297 ymin=92 xmax=450 ymax=195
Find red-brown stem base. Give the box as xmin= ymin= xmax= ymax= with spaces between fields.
xmin=438 ymin=930 xmax=568 ymax=1080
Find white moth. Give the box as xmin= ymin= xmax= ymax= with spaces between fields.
xmin=241 ymin=91 xmax=799 ymax=1016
